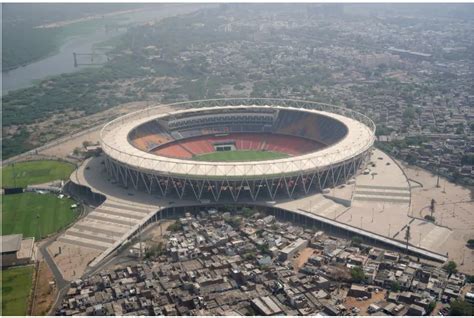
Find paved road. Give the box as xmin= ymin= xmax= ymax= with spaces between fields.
xmin=40 ymin=241 xmax=67 ymax=289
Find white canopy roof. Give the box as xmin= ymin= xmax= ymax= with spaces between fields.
xmin=101 ymin=104 xmax=375 ymax=179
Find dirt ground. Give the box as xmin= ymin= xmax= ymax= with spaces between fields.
xmin=343 ymin=291 xmax=386 ymax=315
xmin=404 ymin=163 xmax=473 ymax=228
xmin=31 ymin=261 xmax=56 ymax=315
xmin=292 ymin=247 xmax=317 ymax=270
xmin=143 ymin=220 xmax=174 ymax=243
xmin=48 ymin=241 xmax=100 ymax=281
xmin=432 ymin=302 xmax=447 ymax=316
xmin=105 ymin=220 xmax=173 ymax=272
xmin=400 ymin=162 xmax=474 ymax=274
xmin=38 ymin=101 xmax=152 ymax=159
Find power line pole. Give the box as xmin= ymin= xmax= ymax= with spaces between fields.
xmin=36 ymin=214 xmax=41 ymax=240
xmin=436 ymin=160 xmax=440 ymax=188
xmin=160 ymin=211 xmax=163 ymax=236
xmin=12 ymin=163 xmax=17 ymax=188
xmin=139 ymin=224 xmax=143 ymax=261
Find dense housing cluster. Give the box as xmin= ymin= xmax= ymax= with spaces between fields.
xmin=58 ymin=209 xmax=470 ymax=316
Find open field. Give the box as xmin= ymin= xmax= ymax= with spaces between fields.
xmin=293 ymin=247 xmax=316 ymax=270
xmin=1 ymin=160 xmax=75 ymax=188
xmin=400 ymin=161 xmax=474 ymax=274
xmin=48 ymin=241 xmax=100 ymax=281
xmin=30 ymin=261 xmax=56 ymax=315
xmin=343 ymin=291 xmax=386 ymax=315
xmin=1 ymin=266 xmax=34 ymax=316
xmin=2 ymin=192 xmax=78 ymax=240
xmin=13 ymin=101 xmax=161 ymax=163
xmin=193 ymin=150 xmax=289 ymax=162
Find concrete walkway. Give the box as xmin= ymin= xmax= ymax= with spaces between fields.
xmin=61 ymin=150 xmax=450 ymax=268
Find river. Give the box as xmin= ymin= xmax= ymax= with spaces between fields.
xmin=2 ymin=4 xmax=213 ymax=94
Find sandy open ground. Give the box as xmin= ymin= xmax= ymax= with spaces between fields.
xmin=144 ymin=220 xmax=174 ymax=243
xmin=293 ymin=247 xmax=316 ymax=270
xmin=39 ymin=102 xmax=152 ymax=159
xmin=48 ymin=241 xmax=100 ymax=281
xmin=31 ymin=261 xmax=56 ymax=315
xmin=343 ymin=291 xmax=387 ymax=315
xmin=276 ymin=148 xmax=474 ymax=274
xmin=400 ymin=162 xmax=474 ymax=274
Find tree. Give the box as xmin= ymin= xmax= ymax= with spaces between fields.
xmin=242 ymin=207 xmax=255 ymax=218
xmin=461 ymin=153 xmax=474 ymax=165
xmin=168 ymin=220 xmax=182 ymax=232
xmin=227 ymin=216 xmax=242 ymax=229
xmin=402 ymin=107 xmax=416 ymax=125
xmin=243 ymin=251 xmax=256 ymax=261
xmin=257 ymin=244 xmax=271 ymax=256
xmin=145 ymin=242 xmax=165 ymax=259
xmin=404 ymin=226 xmax=411 ymax=254
xmin=350 ymin=266 xmax=365 ymax=283
xmin=351 ymin=236 xmax=363 ymax=247
xmin=449 ymin=300 xmax=474 ymax=316
xmin=391 ymin=281 xmax=401 ymax=292
xmin=73 ymin=147 xmax=82 ymax=156
xmin=375 ymin=125 xmax=392 ymax=137
xmin=406 ymin=153 xmax=417 ymax=165
xmin=467 ymin=239 xmax=474 ymax=249
xmin=426 ymin=301 xmax=436 ymax=315
xmin=443 ymin=261 xmax=458 ymax=277
xmin=424 ymin=215 xmax=435 ymax=222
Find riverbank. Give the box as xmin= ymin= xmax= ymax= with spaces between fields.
xmin=2 ymin=4 xmax=212 ymax=92
xmin=2 ymin=4 xmax=215 ymax=159
xmin=34 ymin=8 xmax=143 ymax=29
xmin=1 ymin=4 xmax=144 ymax=73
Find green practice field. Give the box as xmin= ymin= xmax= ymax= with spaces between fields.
xmin=2 ymin=192 xmax=78 ymax=240
xmin=1 ymin=266 xmax=34 ymax=316
xmin=193 ymin=150 xmax=289 ymax=162
xmin=1 ymin=160 xmax=75 ymax=188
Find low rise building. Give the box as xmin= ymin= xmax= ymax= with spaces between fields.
xmin=0 ymin=234 xmax=35 ymax=267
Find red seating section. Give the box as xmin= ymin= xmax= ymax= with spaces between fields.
xmin=130 ymin=121 xmax=172 ymax=152
xmin=152 ymin=133 xmax=324 ymax=159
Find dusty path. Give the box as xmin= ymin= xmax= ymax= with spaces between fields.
xmin=31 ymin=261 xmax=56 ymax=315
xmin=293 ymin=247 xmax=315 ymax=270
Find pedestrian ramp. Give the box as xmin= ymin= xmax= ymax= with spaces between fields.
xmin=306 ymin=194 xmax=347 ymax=219
xmin=353 ymin=185 xmax=410 ymax=204
xmin=419 ymin=225 xmax=451 ymax=251
xmin=57 ymin=199 xmax=158 ymax=253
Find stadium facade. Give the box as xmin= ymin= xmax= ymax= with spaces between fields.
xmin=100 ymin=99 xmax=375 ymax=202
